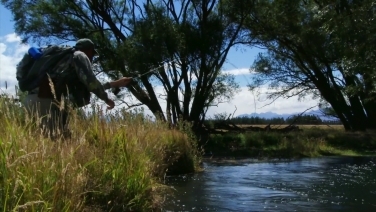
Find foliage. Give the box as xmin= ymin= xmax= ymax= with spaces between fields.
xmin=1 ymin=0 xmax=247 ymax=130
xmin=0 ymin=97 xmax=201 ymax=211
xmin=224 ymin=0 xmax=376 ymax=131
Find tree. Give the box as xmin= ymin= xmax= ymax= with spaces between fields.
xmin=224 ymin=0 xmax=376 ymax=131
xmin=1 ymin=0 xmax=247 ymax=131
xmin=120 ymin=0 xmax=245 ymax=129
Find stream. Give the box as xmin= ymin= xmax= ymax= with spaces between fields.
xmin=163 ymin=156 xmax=376 ymax=211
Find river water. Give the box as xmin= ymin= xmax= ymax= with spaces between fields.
xmin=163 ymin=156 xmax=376 ymax=212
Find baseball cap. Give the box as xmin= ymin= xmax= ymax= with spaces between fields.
xmin=75 ymin=38 xmax=99 ymax=55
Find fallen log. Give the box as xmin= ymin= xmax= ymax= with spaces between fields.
xmin=209 ymin=121 xmax=302 ymax=134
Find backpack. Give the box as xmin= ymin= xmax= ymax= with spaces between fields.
xmin=16 ymin=45 xmax=75 ymax=92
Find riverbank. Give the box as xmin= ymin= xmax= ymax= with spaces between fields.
xmin=0 ymin=99 xmax=201 ymax=212
xmin=203 ymin=126 xmax=376 ymax=159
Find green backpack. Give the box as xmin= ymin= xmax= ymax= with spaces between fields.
xmin=16 ymin=45 xmax=75 ymax=92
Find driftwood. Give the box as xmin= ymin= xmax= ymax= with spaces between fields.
xmin=201 ymin=105 xmax=325 ymax=135
xmin=204 ymin=121 xmax=302 ymax=135
xmin=202 ymin=105 xmax=303 ymax=134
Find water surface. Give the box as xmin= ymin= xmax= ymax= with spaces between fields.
xmin=164 ymin=156 xmax=376 ymax=211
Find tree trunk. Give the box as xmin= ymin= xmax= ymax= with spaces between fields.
xmin=309 ymin=70 xmax=352 ymax=130
xmin=361 ymin=73 xmax=376 ymax=129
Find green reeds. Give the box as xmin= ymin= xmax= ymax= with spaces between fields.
xmin=0 ymin=97 xmax=200 ymax=212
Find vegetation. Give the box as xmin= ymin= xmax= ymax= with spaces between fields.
xmin=2 ymin=0 xmax=376 ymax=132
xmin=206 ymin=113 xmax=341 ymax=126
xmin=2 ymin=0 xmax=376 ymax=210
xmin=1 ymin=0 xmax=246 ymax=131
xmin=204 ymin=126 xmax=376 ymax=159
xmin=224 ymin=0 xmax=376 ymax=131
xmin=0 ymin=96 xmax=201 ymax=212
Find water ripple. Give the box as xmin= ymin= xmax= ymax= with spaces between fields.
xmin=164 ymin=156 xmax=376 ymax=211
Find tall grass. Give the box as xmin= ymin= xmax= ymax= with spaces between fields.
xmin=0 ymin=97 xmax=200 ymax=212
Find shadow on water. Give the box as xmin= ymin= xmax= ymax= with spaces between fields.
xmin=163 ymin=156 xmax=376 ymax=212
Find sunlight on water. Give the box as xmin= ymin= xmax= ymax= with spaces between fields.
xmin=164 ymin=157 xmax=376 ymax=211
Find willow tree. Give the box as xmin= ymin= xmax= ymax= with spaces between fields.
xmin=225 ymin=0 xmax=376 ymax=131
xmin=2 ymin=0 xmax=247 ymax=130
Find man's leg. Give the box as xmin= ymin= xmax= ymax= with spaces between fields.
xmin=23 ymin=94 xmax=69 ymax=139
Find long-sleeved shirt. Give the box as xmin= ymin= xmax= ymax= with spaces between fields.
xmin=71 ymin=51 xmax=110 ymax=102
xmin=44 ymin=50 xmax=110 ymax=105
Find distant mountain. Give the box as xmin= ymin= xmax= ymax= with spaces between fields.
xmin=237 ymin=109 xmax=338 ymax=121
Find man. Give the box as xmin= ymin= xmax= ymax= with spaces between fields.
xmin=23 ymin=38 xmax=132 ymax=139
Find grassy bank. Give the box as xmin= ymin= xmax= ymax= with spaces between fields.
xmin=204 ymin=125 xmax=376 ymax=159
xmin=0 ymin=98 xmax=201 ymax=212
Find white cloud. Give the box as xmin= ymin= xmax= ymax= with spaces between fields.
xmin=1 ymin=33 xmax=22 ymax=43
xmin=223 ymin=68 xmax=253 ymax=76
xmin=121 ymin=85 xmax=320 ymax=119
xmin=0 ymin=33 xmax=29 ymax=96
xmin=205 ymin=86 xmax=319 ymax=117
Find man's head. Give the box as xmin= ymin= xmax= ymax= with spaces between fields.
xmin=74 ymin=38 xmax=98 ymax=61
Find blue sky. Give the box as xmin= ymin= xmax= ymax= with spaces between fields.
xmin=0 ymin=5 xmax=13 ymax=34
xmin=0 ymin=4 xmax=320 ymax=117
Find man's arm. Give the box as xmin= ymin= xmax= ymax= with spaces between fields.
xmin=103 ymin=77 xmax=134 ymax=89
xmin=72 ymin=51 xmax=110 ymax=102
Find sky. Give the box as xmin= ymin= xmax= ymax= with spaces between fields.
xmin=0 ymin=4 xmax=320 ymax=118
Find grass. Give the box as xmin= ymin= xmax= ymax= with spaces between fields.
xmin=204 ymin=125 xmax=376 ymax=159
xmin=0 ymin=97 xmax=201 ymax=212
xmin=2 ymin=92 xmax=375 ymax=210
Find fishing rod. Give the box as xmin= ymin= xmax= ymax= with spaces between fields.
xmin=112 ymin=59 xmax=175 ymax=95
xmin=133 ymin=60 xmax=173 ymax=79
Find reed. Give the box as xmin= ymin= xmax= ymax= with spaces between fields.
xmin=0 ymin=96 xmax=200 ymax=212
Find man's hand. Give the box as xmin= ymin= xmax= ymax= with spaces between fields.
xmin=118 ymin=77 xmax=133 ymax=87
xmin=110 ymin=77 xmax=133 ymax=88
xmin=106 ymin=99 xmax=115 ymax=110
